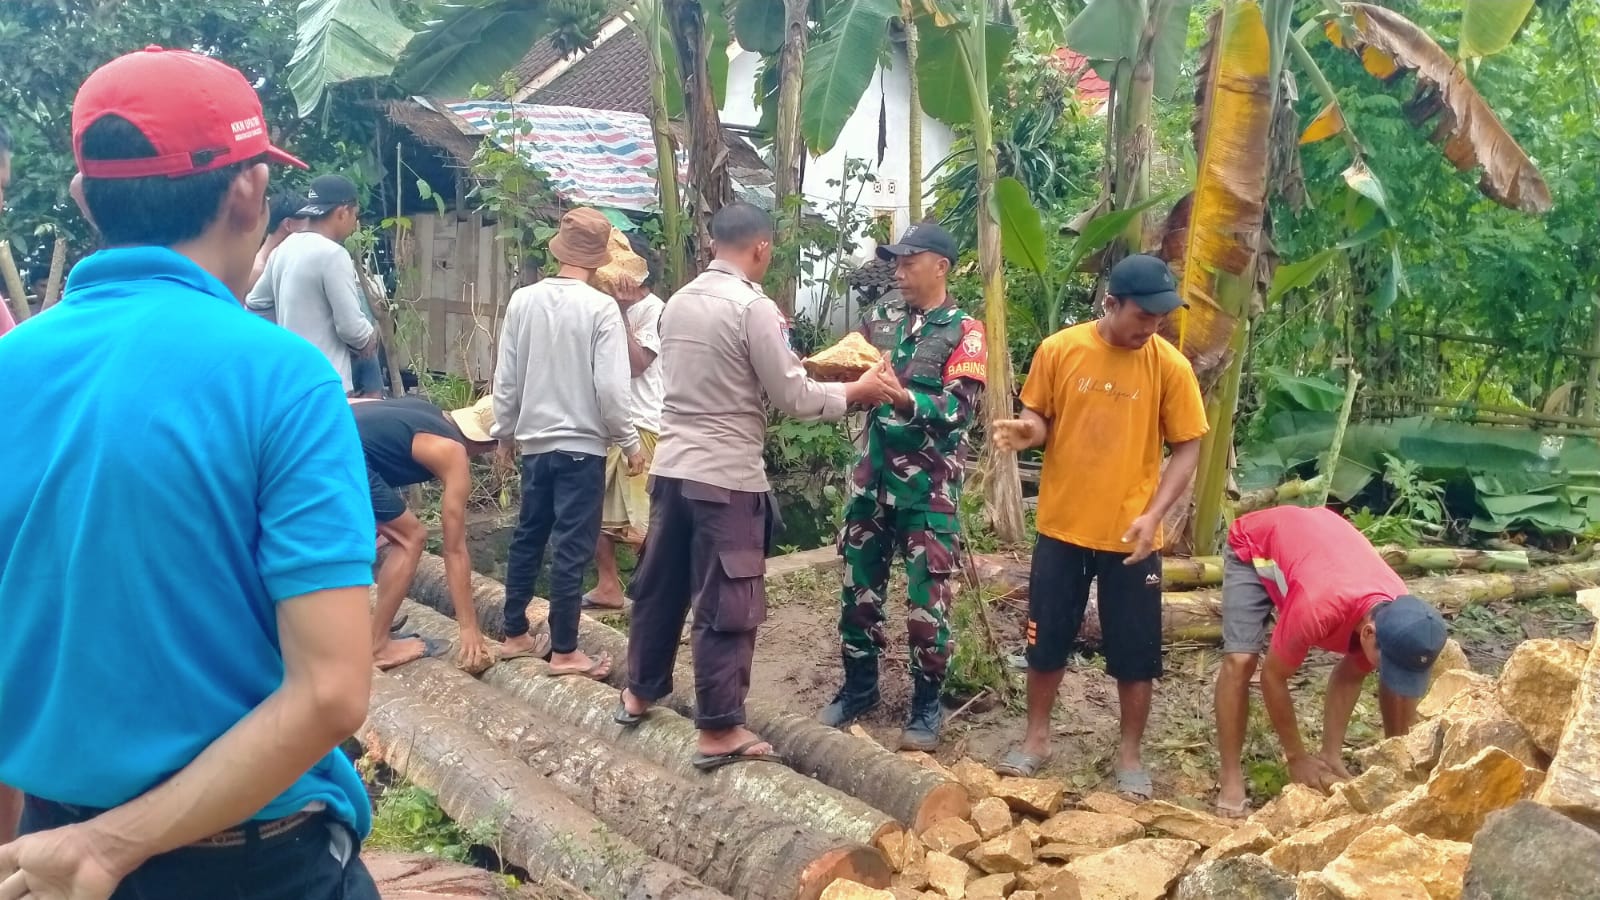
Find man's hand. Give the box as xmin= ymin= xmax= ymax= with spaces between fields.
xmin=625 ymin=450 xmax=647 ymax=477
xmin=1121 ymin=512 xmax=1160 ymax=565
xmin=1287 ymin=755 xmax=1340 ymax=794
xmin=991 ymin=419 xmax=1036 ymax=452
xmin=0 ymin=823 xmax=126 ymax=900
xmin=454 ymin=628 xmax=494 ymax=676
xmin=1319 ymin=751 xmax=1353 ymax=783
xmin=356 ymin=336 xmax=379 ymax=359
xmin=844 ymin=359 xmax=900 ymax=407
xmin=612 ymin=276 xmax=647 ymax=304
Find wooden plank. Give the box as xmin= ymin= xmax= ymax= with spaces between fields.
xmin=417 ymin=214 xmax=446 ymax=373
xmin=472 ymin=216 xmax=495 ymax=381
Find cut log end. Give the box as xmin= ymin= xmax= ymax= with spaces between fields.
xmin=795 ymin=845 xmax=893 ymax=900
xmin=912 ymin=782 xmax=974 ymax=833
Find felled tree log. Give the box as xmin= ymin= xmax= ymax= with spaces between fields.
xmin=361 ymin=677 xmax=726 ymax=900
xmin=399 ymin=601 xmax=899 ymax=848
xmin=976 ymin=547 xmax=1532 ymax=593
xmin=407 ymin=560 xmax=970 ymax=831
xmin=383 ymin=652 xmax=890 ymax=900
xmin=979 ymin=559 xmax=1600 ymax=646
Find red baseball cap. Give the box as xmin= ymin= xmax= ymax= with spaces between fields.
xmin=72 ymin=46 xmax=306 ymax=179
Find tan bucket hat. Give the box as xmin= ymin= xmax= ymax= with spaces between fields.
xmin=448 ymin=395 xmax=496 ymax=444
xmin=548 ymin=208 xmax=613 ymax=269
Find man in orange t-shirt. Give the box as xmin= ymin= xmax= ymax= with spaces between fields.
xmin=990 ymin=254 xmax=1208 ymax=795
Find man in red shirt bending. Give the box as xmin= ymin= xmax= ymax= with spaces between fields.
xmin=1214 ymin=506 xmax=1448 ymax=817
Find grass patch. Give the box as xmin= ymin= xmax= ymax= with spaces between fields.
xmin=946 ymin=590 xmax=1017 ymax=705
xmin=368 ymin=782 xmax=503 ymax=865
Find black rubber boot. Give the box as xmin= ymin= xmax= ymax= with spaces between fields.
xmin=819 ymin=655 xmax=880 ymax=727
xmin=897 ymin=677 xmax=945 ymax=751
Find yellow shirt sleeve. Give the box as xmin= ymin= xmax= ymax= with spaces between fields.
xmin=1019 ymin=338 xmax=1058 ymax=418
xmin=1160 ymin=345 xmax=1209 ymax=444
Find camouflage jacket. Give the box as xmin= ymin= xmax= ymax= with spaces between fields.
xmin=849 ymin=294 xmax=987 ymax=514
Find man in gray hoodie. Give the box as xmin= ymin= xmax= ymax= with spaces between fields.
xmin=493 ymin=208 xmax=643 ymax=678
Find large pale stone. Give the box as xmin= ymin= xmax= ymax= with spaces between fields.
xmin=1012 ymin=892 xmax=1038 ymax=900
xmin=1200 ymin=823 xmax=1277 ymax=863
xmin=966 ymin=873 xmax=1017 ymax=900
xmin=1015 ymin=820 xmax=1041 ymax=848
xmin=1419 ymin=670 xmax=1493 ymax=719
xmin=1249 ymin=784 xmax=1330 ymax=837
xmin=901 ymin=750 xmax=959 ymax=781
xmin=1013 ymin=866 xmax=1058 ymax=893
xmin=1038 ymin=871 xmax=1083 ymax=900
xmin=1496 ymin=637 xmax=1586 ymax=756
xmin=1037 ymin=811 xmax=1144 ymax=849
xmin=1329 ymin=765 xmax=1412 ymax=815
xmin=923 ymin=818 xmax=983 ymax=857
xmin=1435 ymin=705 xmax=1541 ymax=772
xmin=1132 ymin=800 xmax=1236 ymax=847
xmin=1382 ymin=747 xmax=1529 ymax=841
xmin=926 ymin=852 xmax=976 ymax=900
xmin=1175 ymin=855 xmax=1295 ymax=900
xmin=823 ymin=880 xmax=899 ymax=900
xmin=970 ymin=830 xmax=1035 ymax=875
xmin=1317 ymin=824 xmax=1469 ymax=900
xmin=1260 ymin=815 xmax=1371 ymax=874
xmin=1035 ymin=844 xmax=1087 ymax=864
xmin=972 ymin=797 xmax=1015 ymax=840
xmin=1428 ymin=639 xmax=1471 ymax=686
xmin=952 ymin=758 xmax=1002 ymax=801
xmin=899 ymin=863 xmax=931 ymax=892
xmin=994 ymin=777 xmax=1066 ymax=818
xmin=1354 ymin=719 xmax=1443 ymax=780
xmin=1534 ymin=636 xmax=1600 ymax=827
xmin=1463 ymin=801 xmax=1600 ymax=899
xmin=881 ymin=829 xmax=928 ymax=872
xmin=1063 ymin=839 xmax=1201 ymax=900
xmin=1079 ymin=792 xmax=1140 ymax=819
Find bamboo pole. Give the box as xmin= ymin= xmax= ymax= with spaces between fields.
xmin=1228 ymin=475 xmax=1326 ymax=515
xmin=903 ymin=0 xmax=923 ymax=223
xmin=1370 ymin=392 xmax=1600 ymax=430
xmin=1312 ymin=369 xmax=1361 ymax=507
xmin=41 ymin=236 xmax=67 ymax=311
xmin=0 ymin=241 xmax=29 ymax=322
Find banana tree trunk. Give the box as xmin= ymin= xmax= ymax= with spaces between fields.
xmin=962 ymin=12 xmax=1024 ymax=544
xmin=667 ymin=0 xmax=734 ymax=267
xmin=772 ymin=0 xmax=809 ymax=316
xmin=1191 ymin=311 xmax=1248 ymax=554
xmin=638 ymin=0 xmax=690 ymax=292
xmin=904 ymin=1 xmax=923 ymax=223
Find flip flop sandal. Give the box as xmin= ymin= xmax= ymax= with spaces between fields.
xmin=377 ymin=635 xmax=449 ymax=671
xmin=548 ymin=651 xmax=613 ymax=680
xmin=581 ymin=592 xmax=630 ymax=612
xmin=1116 ymin=768 xmax=1154 ymax=801
xmin=498 ymin=632 xmax=553 ymax=662
xmin=1213 ymin=797 xmax=1251 ymax=819
xmin=614 ymin=701 xmax=648 ymax=727
xmin=692 ymin=739 xmax=785 ymax=772
xmin=994 ymin=749 xmax=1046 ymax=778
xmin=389 ymin=614 xmax=408 ymax=634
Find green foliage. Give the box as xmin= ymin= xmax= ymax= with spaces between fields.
xmin=1347 ymin=454 xmax=1447 ymax=546
xmin=368 ymin=783 xmax=503 ymax=864
xmin=914 ymin=17 xmax=1015 ymax=127
xmin=944 ymin=592 xmax=1014 ymax=703
xmin=287 ymin=0 xmax=415 ymax=117
xmin=1064 ymin=0 xmax=1194 ymax=100
xmin=733 ymin=0 xmax=786 ymax=54
xmin=463 ymin=81 xmax=560 ymax=275
xmin=764 ymin=417 xmax=856 ymax=474
xmin=800 ymin=0 xmax=899 ymax=155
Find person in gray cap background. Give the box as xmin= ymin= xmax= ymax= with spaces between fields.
xmin=1213 ymin=505 xmax=1448 ymax=818
xmin=988 ymin=253 xmax=1209 ymax=795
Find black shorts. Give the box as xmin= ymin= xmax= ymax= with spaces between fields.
xmin=368 ymin=467 xmax=406 ymax=525
xmin=1025 ymin=534 xmax=1163 ymax=681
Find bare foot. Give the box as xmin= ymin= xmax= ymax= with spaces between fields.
xmin=549 ymin=650 xmax=613 ymax=679
xmin=699 ymin=726 xmax=774 ymax=758
xmin=373 ymin=637 xmax=427 ymax=670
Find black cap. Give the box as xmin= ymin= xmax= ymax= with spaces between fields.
xmin=1108 ymin=254 xmax=1185 ymax=315
xmin=297 ymin=174 xmax=359 ymax=216
xmin=268 ymin=192 xmax=309 ymax=231
xmin=877 ymin=222 xmax=959 ymax=265
xmin=1372 ymin=594 xmax=1449 ymax=698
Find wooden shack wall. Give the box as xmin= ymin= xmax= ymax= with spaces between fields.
xmin=399 ymin=211 xmax=509 ymax=384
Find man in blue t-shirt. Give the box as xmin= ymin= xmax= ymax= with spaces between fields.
xmin=0 ymin=49 xmax=380 ymax=900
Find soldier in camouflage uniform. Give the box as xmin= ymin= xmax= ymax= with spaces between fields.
xmin=819 ymin=223 xmax=987 ymax=751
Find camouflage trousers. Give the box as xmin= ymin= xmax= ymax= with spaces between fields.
xmin=837 ymin=495 xmax=961 ymax=682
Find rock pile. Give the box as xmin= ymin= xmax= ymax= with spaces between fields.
xmin=824 ymin=613 xmax=1600 ymax=900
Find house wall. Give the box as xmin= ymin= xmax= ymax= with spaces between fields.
xmin=721 ymin=43 xmax=955 ymax=333
xmin=394 ymin=211 xmax=511 ymax=383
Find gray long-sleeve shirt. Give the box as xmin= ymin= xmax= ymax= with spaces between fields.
xmin=491 ymin=276 xmax=640 ymax=459
xmin=651 ymin=260 xmax=847 ymax=493
xmin=244 ymin=231 xmax=374 ymax=391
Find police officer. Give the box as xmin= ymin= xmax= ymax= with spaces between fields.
xmin=819 ymin=222 xmax=987 ymax=751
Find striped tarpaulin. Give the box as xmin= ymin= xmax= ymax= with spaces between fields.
xmin=444 ymin=101 xmax=686 ymax=213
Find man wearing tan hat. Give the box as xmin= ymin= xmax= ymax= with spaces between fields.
xmin=493 ymin=207 xmax=644 ymax=679
xmin=350 ymin=395 xmax=501 ymax=671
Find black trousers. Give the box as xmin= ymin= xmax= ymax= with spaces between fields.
xmin=504 ymin=450 xmax=605 ymax=654
xmin=626 ymin=477 xmax=775 ymax=730
xmin=19 ymin=797 xmax=379 ymax=900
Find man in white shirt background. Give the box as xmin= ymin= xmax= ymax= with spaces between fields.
xmin=586 ymin=231 xmax=665 ymax=611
